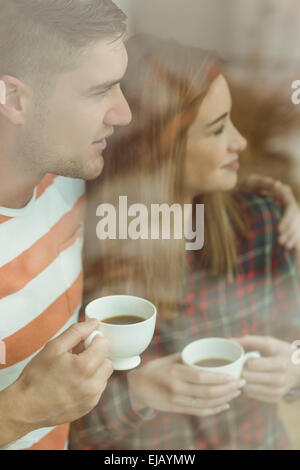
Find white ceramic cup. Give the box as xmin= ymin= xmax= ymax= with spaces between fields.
xmin=181 ymin=337 xmax=261 ymax=379
xmin=85 ymin=295 xmax=157 ymax=371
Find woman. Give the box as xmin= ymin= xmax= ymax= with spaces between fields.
xmin=70 ymin=34 xmax=300 ymax=450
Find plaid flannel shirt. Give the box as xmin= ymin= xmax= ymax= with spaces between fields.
xmin=70 ymin=191 xmax=300 ymax=450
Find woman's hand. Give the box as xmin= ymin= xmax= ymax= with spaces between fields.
xmin=230 ymin=335 xmax=300 ymax=404
xmin=242 ymin=174 xmax=300 ymax=251
xmin=127 ymin=353 xmax=246 ymax=417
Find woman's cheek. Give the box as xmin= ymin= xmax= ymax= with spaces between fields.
xmin=213 ymin=141 xmax=228 ymax=167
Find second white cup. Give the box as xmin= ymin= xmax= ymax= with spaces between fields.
xmin=181 ymin=337 xmax=260 ymax=379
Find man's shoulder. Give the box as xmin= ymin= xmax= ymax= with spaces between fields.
xmin=38 ymin=174 xmax=86 ymax=206
xmin=39 ymin=174 xmax=86 ymax=192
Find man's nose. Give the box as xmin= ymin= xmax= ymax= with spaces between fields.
xmin=104 ymin=89 xmax=132 ymax=127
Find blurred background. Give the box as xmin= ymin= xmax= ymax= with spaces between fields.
xmin=114 ymin=0 xmax=300 ymax=449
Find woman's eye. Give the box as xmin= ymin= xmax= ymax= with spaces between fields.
xmin=213 ymin=125 xmax=225 ymax=136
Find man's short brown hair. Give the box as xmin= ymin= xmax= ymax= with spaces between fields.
xmin=0 ymin=0 xmax=127 ymax=94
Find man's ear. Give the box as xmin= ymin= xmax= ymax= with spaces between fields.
xmin=0 ymin=75 xmax=31 ymax=125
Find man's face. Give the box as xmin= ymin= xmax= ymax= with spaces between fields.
xmin=24 ymin=37 xmax=132 ymax=180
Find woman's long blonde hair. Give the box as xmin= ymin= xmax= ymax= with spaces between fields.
xmin=86 ymin=34 xmax=249 ymax=319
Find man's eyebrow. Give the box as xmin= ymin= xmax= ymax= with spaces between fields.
xmin=206 ymin=112 xmax=228 ymax=127
xmin=86 ymin=78 xmax=122 ymax=94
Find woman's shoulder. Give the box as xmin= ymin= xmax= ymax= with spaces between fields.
xmin=233 ymin=188 xmax=299 ymax=291
xmin=234 ymin=189 xmax=287 ymax=269
xmin=235 ymin=189 xmax=284 ymax=231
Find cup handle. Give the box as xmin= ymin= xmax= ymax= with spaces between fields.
xmin=242 ymin=350 xmax=261 ymax=367
xmin=84 ymin=330 xmax=104 ymax=349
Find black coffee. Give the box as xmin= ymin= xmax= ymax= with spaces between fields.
xmin=102 ymin=315 xmax=145 ymax=325
xmin=194 ymin=358 xmax=232 ymax=367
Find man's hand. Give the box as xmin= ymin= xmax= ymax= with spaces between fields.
xmin=242 ymin=174 xmax=300 ymax=251
xmin=230 ymin=335 xmax=300 ymax=404
xmin=127 ymin=353 xmax=246 ymax=417
xmin=14 ymin=320 xmax=114 ymax=429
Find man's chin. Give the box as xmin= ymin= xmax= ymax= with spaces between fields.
xmin=80 ymin=155 xmax=105 ymax=181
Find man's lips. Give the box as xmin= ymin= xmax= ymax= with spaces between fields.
xmin=92 ymin=132 xmax=113 ymax=151
xmin=92 ymin=139 xmax=107 ymax=151
xmin=221 ymin=159 xmax=240 ymax=171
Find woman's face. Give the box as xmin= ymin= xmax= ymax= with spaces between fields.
xmin=185 ymin=74 xmax=247 ymax=198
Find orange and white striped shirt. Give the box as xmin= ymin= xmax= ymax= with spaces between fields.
xmin=0 ymin=174 xmax=85 ymax=450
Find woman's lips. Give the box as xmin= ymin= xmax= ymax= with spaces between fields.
xmin=221 ymin=160 xmax=240 ymax=171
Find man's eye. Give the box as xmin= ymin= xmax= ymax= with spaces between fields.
xmin=213 ymin=125 xmax=225 ymax=136
xmin=95 ymin=88 xmax=111 ymax=97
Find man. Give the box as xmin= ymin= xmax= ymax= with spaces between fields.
xmin=0 ymin=0 xmax=131 ymax=450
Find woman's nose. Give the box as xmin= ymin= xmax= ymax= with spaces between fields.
xmin=230 ymin=127 xmax=248 ymax=153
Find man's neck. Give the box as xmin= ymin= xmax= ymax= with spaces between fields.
xmin=0 ymin=175 xmax=42 ymax=210
xmin=0 ymin=158 xmax=43 ymax=210
xmin=0 ymin=128 xmax=45 ymax=209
